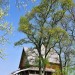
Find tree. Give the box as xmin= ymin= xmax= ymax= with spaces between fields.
xmin=50 ymin=0 xmax=75 ymax=75
xmin=0 ymin=0 xmax=12 ymax=58
xmin=15 ymin=0 xmax=75 ymax=75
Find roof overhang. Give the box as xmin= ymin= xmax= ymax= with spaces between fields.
xmin=11 ymin=67 xmax=55 ymax=75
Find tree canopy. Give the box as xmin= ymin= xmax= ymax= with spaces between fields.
xmin=15 ymin=0 xmax=75 ymax=75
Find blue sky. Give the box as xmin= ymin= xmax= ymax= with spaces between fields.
xmin=0 ymin=0 xmax=40 ymax=75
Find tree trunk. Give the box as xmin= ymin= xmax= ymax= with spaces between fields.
xmin=39 ymin=50 xmax=42 ymax=75
xmin=59 ymin=55 xmax=63 ymax=75
xmin=43 ymin=64 xmax=46 ymax=75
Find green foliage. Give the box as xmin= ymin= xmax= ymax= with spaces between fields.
xmin=49 ymin=27 xmax=69 ymax=42
xmin=0 ymin=0 xmax=12 ymax=58
xmin=52 ymin=10 xmax=65 ymax=23
xmin=24 ymin=62 xmax=30 ymax=68
xmin=0 ymin=8 xmax=4 ymax=18
xmin=52 ymin=66 xmax=75 ymax=75
xmin=33 ymin=57 xmax=50 ymax=68
xmin=42 ymin=58 xmax=50 ymax=67
xmin=60 ymin=0 xmax=74 ymax=10
xmin=15 ymin=0 xmax=75 ymax=75
xmin=19 ymin=16 xmax=32 ymax=34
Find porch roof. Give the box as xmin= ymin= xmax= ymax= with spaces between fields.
xmin=11 ymin=67 xmax=55 ymax=75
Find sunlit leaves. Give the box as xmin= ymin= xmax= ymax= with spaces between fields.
xmin=0 ymin=0 xmax=12 ymax=58
xmin=0 ymin=22 xmax=12 ymax=33
xmin=17 ymin=0 xmax=72 ymax=48
xmin=49 ymin=27 xmax=68 ymax=38
xmin=52 ymin=10 xmax=65 ymax=23
xmin=19 ymin=16 xmax=32 ymax=34
xmin=48 ymin=27 xmax=70 ymax=47
xmin=60 ymin=0 xmax=74 ymax=10
xmin=26 ymin=4 xmax=48 ymax=20
xmin=0 ymin=8 xmax=4 ymax=18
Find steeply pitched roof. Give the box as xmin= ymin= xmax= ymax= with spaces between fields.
xmin=19 ymin=47 xmax=29 ymax=69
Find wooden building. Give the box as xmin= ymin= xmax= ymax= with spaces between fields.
xmin=11 ymin=46 xmax=60 ymax=75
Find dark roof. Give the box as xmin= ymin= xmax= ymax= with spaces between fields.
xmin=19 ymin=48 xmax=29 ymax=69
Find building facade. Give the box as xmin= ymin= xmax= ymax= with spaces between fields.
xmin=11 ymin=46 xmax=60 ymax=75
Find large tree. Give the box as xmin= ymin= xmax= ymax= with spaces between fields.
xmin=15 ymin=0 xmax=75 ymax=75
